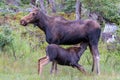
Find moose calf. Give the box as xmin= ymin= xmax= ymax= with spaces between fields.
xmin=38 ymin=44 xmax=86 ymax=75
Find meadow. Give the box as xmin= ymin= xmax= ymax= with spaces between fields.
xmin=0 ymin=11 xmax=120 ymax=80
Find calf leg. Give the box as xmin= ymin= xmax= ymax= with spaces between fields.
xmin=75 ymin=64 xmax=86 ymax=74
xmin=38 ymin=56 xmax=47 ymax=74
xmin=50 ymin=62 xmax=54 ymax=74
xmin=54 ymin=61 xmax=57 ymax=74
xmin=38 ymin=56 xmax=50 ymax=75
xmin=50 ymin=61 xmax=57 ymax=74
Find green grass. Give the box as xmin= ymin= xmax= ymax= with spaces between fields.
xmin=0 ymin=14 xmax=120 ymax=80
xmin=0 ymin=28 xmax=120 ymax=80
xmin=0 ymin=47 xmax=120 ymax=80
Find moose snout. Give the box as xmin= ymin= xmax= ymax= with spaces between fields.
xmin=20 ymin=20 xmax=27 ymax=26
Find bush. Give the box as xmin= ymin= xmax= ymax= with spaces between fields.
xmin=0 ymin=25 xmax=13 ymax=51
xmin=62 ymin=0 xmax=76 ymax=13
xmin=82 ymin=0 xmax=120 ymax=25
xmin=21 ymin=0 xmax=31 ymax=4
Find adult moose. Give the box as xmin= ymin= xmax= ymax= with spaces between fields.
xmin=20 ymin=8 xmax=101 ymax=74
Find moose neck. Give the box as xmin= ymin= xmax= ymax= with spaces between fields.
xmin=37 ymin=11 xmax=50 ymax=32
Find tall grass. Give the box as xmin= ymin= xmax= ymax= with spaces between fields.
xmin=0 ymin=14 xmax=120 ymax=80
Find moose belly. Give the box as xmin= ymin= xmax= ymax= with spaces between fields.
xmin=59 ymin=36 xmax=87 ymax=45
xmin=56 ymin=58 xmax=72 ymax=66
xmin=46 ymin=33 xmax=87 ymax=45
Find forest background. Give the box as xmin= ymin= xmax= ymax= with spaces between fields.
xmin=0 ymin=0 xmax=120 ymax=80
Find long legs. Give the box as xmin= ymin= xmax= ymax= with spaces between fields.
xmin=38 ymin=56 xmax=49 ymax=75
xmin=80 ymin=42 xmax=100 ymax=74
xmin=89 ymin=44 xmax=100 ymax=74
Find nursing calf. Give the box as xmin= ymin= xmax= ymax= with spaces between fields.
xmin=38 ymin=44 xmax=87 ymax=75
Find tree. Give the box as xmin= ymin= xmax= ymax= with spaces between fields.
xmin=63 ymin=0 xmax=76 ymax=13
xmin=30 ymin=0 xmax=36 ymax=5
xmin=33 ymin=0 xmax=56 ymax=13
xmin=47 ymin=0 xmax=56 ymax=13
xmin=81 ymin=0 xmax=120 ymax=25
xmin=75 ymin=0 xmax=82 ymax=20
xmin=39 ymin=0 xmax=46 ymax=13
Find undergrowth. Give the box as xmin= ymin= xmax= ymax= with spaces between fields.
xmin=0 ymin=11 xmax=120 ymax=80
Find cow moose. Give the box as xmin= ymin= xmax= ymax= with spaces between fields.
xmin=38 ymin=44 xmax=87 ymax=75
xmin=20 ymin=8 xmax=101 ymax=74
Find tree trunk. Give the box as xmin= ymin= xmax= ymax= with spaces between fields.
xmin=48 ymin=0 xmax=56 ymax=13
xmin=31 ymin=0 xmax=36 ymax=5
xmin=59 ymin=0 xmax=65 ymax=10
xmin=75 ymin=0 xmax=82 ymax=20
xmin=39 ymin=0 xmax=46 ymax=13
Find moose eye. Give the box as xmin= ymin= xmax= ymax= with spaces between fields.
xmin=32 ymin=13 xmax=36 ymax=16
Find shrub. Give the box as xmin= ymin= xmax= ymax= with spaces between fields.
xmin=21 ymin=0 xmax=31 ymax=4
xmin=0 ymin=25 xmax=13 ymax=51
xmin=62 ymin=0 xmax=76 ymax=13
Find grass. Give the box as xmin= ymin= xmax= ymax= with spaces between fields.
xmin=0 ymin=12 xmax=120 ymax=80
xmin=0 ymin=46 xmax=120 ymax=80
xmin=0 ymin=31 xmax=120 ymax=80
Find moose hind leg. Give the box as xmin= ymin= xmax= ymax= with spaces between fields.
xmin=89 ymin=45 xmax=100 ymax=75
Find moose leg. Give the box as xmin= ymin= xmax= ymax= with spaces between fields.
xmin=50 ymin=62 xmax=54 ymax=74
xmin=75 ymin=64 xmax=86 ymax=74
xmin=50 ymin=61 xmax=57 ymax=74
xmin=89 ymin=44 xmax=100 ymax=75
xmin=38 ymin=56 xmax=47 ymax=74
xmin=54 ymin=61 xmax=57 ymax=74
xmin=38 ymin=56 xmax=50 ymax=75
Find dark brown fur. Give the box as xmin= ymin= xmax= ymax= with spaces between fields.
xmin=20 ymin=8 xmax=101 ymax=74
xmin=38 ymin=44 xmax=86 ymax=75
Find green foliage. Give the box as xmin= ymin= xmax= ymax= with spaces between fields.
xmin=62 ymin=0 xmax=76 ymax=13
xmin=21 ymin=0 xmax=31 ymax=4
xmin=0 ymin=25 xmax=13 ymax=50
xmin=81 ymin=0 xmax=120 ymax=24
xmin=9 ymin=4 xmax=19 ymax=10
xmin=115 ymin=27 xmax=120 ymax=51
xmin=0 ymin=2 xmax=120 ymax=80
xmin=0 ymin=0 xmax=5 ymax=6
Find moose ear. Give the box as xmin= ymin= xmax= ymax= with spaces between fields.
xmin=30 ymin=3 xmax=37 ymax=9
